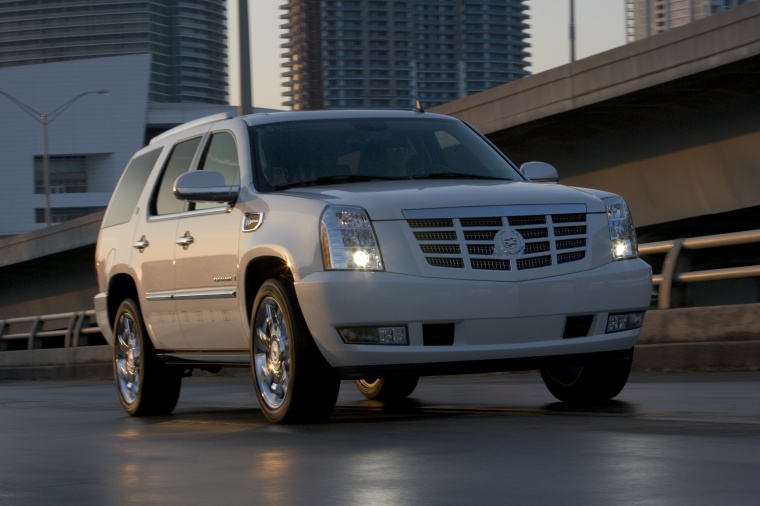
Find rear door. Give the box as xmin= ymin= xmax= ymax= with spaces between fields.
xmin=133 ymin=136 xmax=202 ymax=349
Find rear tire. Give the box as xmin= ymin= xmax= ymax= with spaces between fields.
xmin=540 ymin=351 xmax=633 ymax=404
xmin=250 ymin=278 xmax=340 ymax=424
xmin=355 ymin=377 xmax=419 ymax=401
xmin=113 ymin=298 xmax=181 ymax=416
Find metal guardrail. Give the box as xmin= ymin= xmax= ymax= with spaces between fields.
xmin=639 ymin=229 xmax=760 ymax=309
xmin=0 ymin=310 xmax=104 ymax=351
xmin=1 ymin=229 xmax=758 ymax=352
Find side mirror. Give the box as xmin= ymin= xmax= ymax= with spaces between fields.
xmin=174 ymin=171 xmax=240 ymax=203
xmin=520 ymin=161 xmax=559 ymax=183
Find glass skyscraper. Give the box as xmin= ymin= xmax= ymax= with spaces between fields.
xmin=0 ymin=0 xmax=228 ymax=104
xmin=281 ymin=0 xmax=530 ymax=110
xmin=626 ymin=0 xmax=756 ymax=41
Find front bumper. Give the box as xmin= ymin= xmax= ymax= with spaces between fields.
xmin=295 ymin=259 xmax=652 ymax=370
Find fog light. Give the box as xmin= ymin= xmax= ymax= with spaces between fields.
xmin=338 ymin=326 xmax=408 ymax=345
xmin=606 ymin=312 xmax=645 ymax=333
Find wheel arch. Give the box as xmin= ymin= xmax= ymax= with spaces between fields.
xmin=106 ymin=274 xmax=139 ymax=331
xmin=243 ymin=256 xmax=294 ymax=324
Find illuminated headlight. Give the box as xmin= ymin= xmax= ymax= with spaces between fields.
xmin=606 ymin=311 xmax=645 ymax=333
xmin=338 ymin=326 xmax=408 ymax=345
xmin=321 ymin=206 xmax=384 ymax=270
xmin=603 ymin=196 xmax=638 ymax=260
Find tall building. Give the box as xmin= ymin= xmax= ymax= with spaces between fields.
xmin=626 ymin=0 xmax=756 ymax=41
xmin=0 ymin=0 xmax=229 ymax=104
xmin=280 ymin=0 xmax=530 ymax=110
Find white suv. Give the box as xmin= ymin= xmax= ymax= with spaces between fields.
xmin=94 ymin=110 xmax=651 ymax=423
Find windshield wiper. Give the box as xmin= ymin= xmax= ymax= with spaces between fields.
xmin=274 ymin=174 xmax=404 ymax=190
xmin=411 ymin=172 xmax=506 ymax=180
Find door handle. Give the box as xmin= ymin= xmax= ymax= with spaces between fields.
xmin=176 ymin=231 xmax=194 ymax=249
xmin=133 ymin=236 xmax=149 ymax=252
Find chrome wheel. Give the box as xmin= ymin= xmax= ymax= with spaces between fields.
xmin=115 ymin=311 xmax=141 ymax=405
xmin=112 ymin=298 xmax=181 ymax=416
xmin=355 ymin=376 xmax=419 ymax=400
xmin=253 ymin=295 xmax=291 ymax=410
xmin=250 ymin=279 xmax=340 ymax=424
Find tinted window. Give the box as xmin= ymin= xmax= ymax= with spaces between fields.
xmin=250 ymin=117 xmax=520 ymax=191
xmin=195 ymin=132 xmax=240 ymax=211
xmin=102 ymin=148 xmax=162 ymax=228
xmin=153 ymin=137 xmax=201 ymax=215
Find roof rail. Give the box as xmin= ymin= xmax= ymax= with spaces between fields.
xmin=149 ymin=112 xmax=234 ymax=145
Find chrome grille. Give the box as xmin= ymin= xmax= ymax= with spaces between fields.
xmin=427 ymin=257 xmax=465 ymax=268
xmin=472 ymin=259 xmax=511 ymax=270
xmin=464 ymin=230 xmax=497 ymax=241
xmin=524 ymin=241 xmax=550 ymax=254
xmin=468 ymin=244 xmax=495 ymax=255
xmin=421 ymin=244 xmax=461 ymax=254
xmin=517 ymin=255 xmax=552 ymax=270
xmin=408 ymin=211 xmax=588 ymax=271
xmin=414 ymin=231 xmax=457 ymax=241
xmin=558 ymin=251 xmax=586 ymax=264
xmin=408 ymin=218 xmax=453 ymax=228
xmin=460 ymin=217 xmax=503 ymax=227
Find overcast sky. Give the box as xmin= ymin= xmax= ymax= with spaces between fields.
xmin=230 ymin=0 xmax=627 ymax=109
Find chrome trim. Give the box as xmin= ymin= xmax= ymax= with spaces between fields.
xmin=148 ymin=205 xmax=233 ymax=223
xmin=145 ymin=290 xmax=237 ymax=301
xmin=173 ymin=290 xmax=237 ymax=300
xmin=243 ymin=212 xmax=265 ymax=232
xmin=402 ymin=204 xmax=587 ymax=220
xmin=145 ymin=294 xmax=174 ymax=302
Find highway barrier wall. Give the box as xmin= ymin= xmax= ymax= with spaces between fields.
xmin=1 ymin=304 xmax=758 ymax=381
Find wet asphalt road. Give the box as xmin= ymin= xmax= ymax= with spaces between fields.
xmin=1 ymin=371 xmax=759 ymax=505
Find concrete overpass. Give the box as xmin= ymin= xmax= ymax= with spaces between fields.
xmin=434 ymin=1 xmax=760 ymax=232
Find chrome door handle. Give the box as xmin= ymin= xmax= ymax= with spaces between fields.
xmin=133 ymin=236 xmax=149 ymax=252
xmin=176 ymin=231 xmax=194 ymax=249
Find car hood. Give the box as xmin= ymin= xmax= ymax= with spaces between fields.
xmin=282 ymin=179 xmax=607 ymax=220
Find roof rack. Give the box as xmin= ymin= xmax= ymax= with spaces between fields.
xmin=149 ymin=112 xmax=234 ymax=145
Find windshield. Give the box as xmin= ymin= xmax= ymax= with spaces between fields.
xmin=250 ymin=117 xmax=522 ymax=191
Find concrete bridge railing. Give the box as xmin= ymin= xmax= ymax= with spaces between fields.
xmin=1 ymin=231 xmax=759 ymax=379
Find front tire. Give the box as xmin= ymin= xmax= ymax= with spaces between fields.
xmin=540 ymin=350 xmax=633 ymax=404
xmin=355 ymin=377 xmax=419 ymax=401
xmin=113 ymin=298 xmax=181 ymax=416
xmin=251 ymin=278 xmax=340 ymax=424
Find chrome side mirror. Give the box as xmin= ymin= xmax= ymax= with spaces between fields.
xmin=520 ymin=161 xmax=559 ymax=183
xmin=174 ymin=171 xmax=240 ymax=203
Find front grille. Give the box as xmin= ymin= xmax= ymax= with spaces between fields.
xmin=426 ymin=257 xmax=465 ymax=268
xmin=409 ymin=211 xmax=588 ymax=272
xmin=408 ymin=218 xmax=453 ymax=228
xmin=472 ymin=258 xmax=511 ymax=270
xmin=517 ymin=255 xmax=552 ymax=270
xmin=414 ymin=231 xmax=457 ymax=241
xmin=464 ymin=230 xmax=497 ymax=241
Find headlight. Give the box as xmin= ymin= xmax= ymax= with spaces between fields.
xmin=603 ymin=196 xmax=638 ymax=260
xmin=320 ymin=206 xmax=384 ymax=270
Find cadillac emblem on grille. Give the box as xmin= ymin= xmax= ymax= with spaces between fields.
xmin=494 ymin=229 xmax=524 ymax=256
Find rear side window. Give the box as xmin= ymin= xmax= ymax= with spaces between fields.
xmin=102 ymin=148 xmax=162 ymax=228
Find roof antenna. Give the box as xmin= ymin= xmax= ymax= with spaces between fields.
xmin=413 ymin=100 xmax=425 ymax=113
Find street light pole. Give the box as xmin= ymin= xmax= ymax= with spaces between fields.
xmin=570 ymin=0 xmax=576 ymax=63
xmin=0 ymin=90 xmax=108 ymax=226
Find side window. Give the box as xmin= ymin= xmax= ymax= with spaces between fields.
xmin=152 ymin=137 xmax=202 ymax=216
xmin=195 ymin=131 xmax=240 ymax=210
xmin=102 ymin=148 xmax=162 ymax=228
